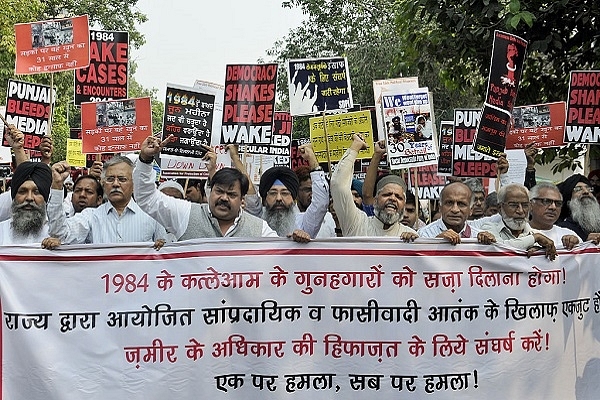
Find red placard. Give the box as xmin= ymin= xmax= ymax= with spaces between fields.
xmin=81 ymin=97 xmax=151 ymax=154
xmin=505 ymin=102 xmax=566 ymax=149
xmin=14 ymin=15 xmax=90 ymax=75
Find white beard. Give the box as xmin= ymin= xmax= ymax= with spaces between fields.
xmin=570 ymin=196 xmax=600 ymax=233
xmin=263 ymin=206 xmax=297 ymax=237
xmin=11 ymin=200 xmax=47 ymax=237
xmin=374 ymin=202 xmax=403 ymax=226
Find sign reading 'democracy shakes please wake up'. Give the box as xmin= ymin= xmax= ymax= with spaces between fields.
xmin=221 ymin=64 xmax=278 ymax=147
xmin=564 ymin=70 xmax=600 ymax=143
xmin=0 ymin=239 xmax=599 ymax=400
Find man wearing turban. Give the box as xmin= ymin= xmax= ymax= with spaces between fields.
xmin=0 ymin=161 xmax=52 ymax=245
xmin=259 ymin=145 xmax=329 ymax=238
xmin=556 ymin=174 xmax=600 ymax=243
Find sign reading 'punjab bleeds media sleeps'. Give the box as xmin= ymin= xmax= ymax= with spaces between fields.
xmin=2 ymin=79 xmax=55 ymax=150
xmin=564 ymin=70 xmax=600 ymax=143
xmin=220 ymin=64 xmax=278 ymax=149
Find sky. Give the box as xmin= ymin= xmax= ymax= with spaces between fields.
xmin=130 ymin=0 xmax=306 ymax=100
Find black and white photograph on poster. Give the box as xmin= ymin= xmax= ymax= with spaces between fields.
xmin=380 ymin=88 xmax=437 ymax=169
xmin=288 ymin=57 xmax=353 ymax=116
xmin=372 ymin=77 xmax=419 ymax=141
xmin=31 ymin=19 xmax=73 ymax=48
xmin=96 ymin=100 xmax=136 ymax=127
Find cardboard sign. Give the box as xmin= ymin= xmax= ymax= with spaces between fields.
xmin=81 ymin=97 xmax=151 ymax=154
xmin=309 ymin=110 xmax=374 ymax=163
xmin=564 ymin=70 xmax=600 ymax=143
xmin=506 ymin=102 xmax=566 ymax=149
xmin=452 ymin=109 xmax=498 ymax=177
xmin=288 ymin=57 xmax=353 ymax=116
xmin=437 ymin=120 xmax=454 ymax=176
xmin=474 ymin=31 xmax=528 ymax=158
xmin=15 ymin=15 xmax=90 ymax=74
xmin=74 ymin=30 xmax=128 ymax=105
xmin=3 ymin=79 xmax=54 ymax=150
xmin=162 ymin=84 xmax=217 ymax=160
xmin=220 ymin=64 xmax=278 ymax=147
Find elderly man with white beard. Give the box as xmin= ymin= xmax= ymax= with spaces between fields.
xmin=0 ymin=162 xmax=52 ymax=245
xmin=330 ymin=134 xmax=417 ymax=240
xmin=556 ymin=174 xmax=600 ymax=243
xmin=480 ymin=183 xmax=557 ymax=260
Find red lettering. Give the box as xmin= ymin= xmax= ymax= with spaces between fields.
xmin=455 ymin=128 xmax=476 ymax=144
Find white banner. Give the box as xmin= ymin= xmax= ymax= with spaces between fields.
xmin=1 ymin=239 xmax=599 ymax=399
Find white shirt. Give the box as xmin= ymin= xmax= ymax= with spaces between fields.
xmin=531 ymin=225 xmax=580 ymax=249
xmin=47 ymin=188 xmax=167 ymax=244
xmin=0 ymin=219 xmax=49 ymax=245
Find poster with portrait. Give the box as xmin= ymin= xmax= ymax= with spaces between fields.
xmin=81 ymin=97 xmax=151 ymax=154
xmin=381 ymin=88 xmax=437 ymax=169
xmin=288 ymin=57 xmax=353 ymax=116
xmin=372 ymin=77 xmax=419 ymax=141
xmin=15 ymin=15 xmax=90 ymax=74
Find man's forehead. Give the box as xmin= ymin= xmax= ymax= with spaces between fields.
xmin=269 ymin=183 xmax=288 ymax=191
xmin=213 ymin=181 xmax=240 ymax=193
xmin=538 ymin=187 xmax=561 ymax=198
xmin=19 ymin=179 xmax=38 ymax=189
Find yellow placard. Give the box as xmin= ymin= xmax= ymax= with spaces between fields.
xmin=66 ymin=139 xmax=87 ymax=167
xmin=309 ymin=110 xmax=374 ymax=163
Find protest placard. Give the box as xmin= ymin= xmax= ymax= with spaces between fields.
xmin=309 ymin=110 xmax=374 ymax=163
xmin=474 ymin=31 xmax=528 ymax=158
xmin=372 ymin=77 xmax=419 ymax=140
xmin=453 ymin=109 xmax=498 ymax=177
xmin=564 ymin=70 xmax=600 ymax=143
xmin=162 ymin=84 xmax=217 ymax=160
xmin=506 ymin=102 xmax=566 ymax=149
xmin=437 ymin=120 xmax=454 ymax=176
xmin=288 ymin=57 xmax=353 ymax=116
xmin=221 ymin=64 xmax=278 ymax=149
xmin=2 ymin=79 xmax=54 ymax=150
xmin=14 ymin=15 xmax=90 ymax=74
xmin=74 ymin=30 xmax=128 ymax=105
xmin=380 ymin=88 xmax=437 ymax=169
xmin=80 ymin=97 xmax=151 ymax=154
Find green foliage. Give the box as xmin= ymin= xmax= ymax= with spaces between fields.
xmin=268 ymin=0 xmax=480 ymax=139
xmin=0 ymin=1 xmax=151 ymax=161
xmin=395 ymin=0 xmax=600 ymax=172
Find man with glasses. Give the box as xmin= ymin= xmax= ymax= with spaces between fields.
xmin=45 ymin=156 xmax=167 ymax=246
xmin=529 ymin=182 xmax=580 ymax=249
xmin=480 ymin=183 xmax=556 ymax=260
xmin=557 ymin=174 xmax=600 ymax=243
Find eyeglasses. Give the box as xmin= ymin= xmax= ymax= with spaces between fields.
xmin=266 ymin=189 xmax=292 ymax=198
xmin=503 ymin=202 xmax=530 ymax=210
xmin=104 ymin=176 xmax=130 ymax=183
xmin=572 ymin=185 xmax=592 ymax=193
xmin=532 ymin=198 xmax=563 ymax=207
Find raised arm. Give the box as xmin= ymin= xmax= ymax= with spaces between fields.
xmin=363 ymin=140 xmax=386 ymax=206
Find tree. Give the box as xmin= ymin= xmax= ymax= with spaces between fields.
xmin=267 ymin=0 xmax=480 ymax=138
xmin=0 ymin=0 xmax=151 ymax=162
xmin=395 ymin=0 xmax=600 ymax=172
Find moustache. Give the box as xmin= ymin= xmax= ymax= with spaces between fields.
xmin=110 ymin=189 xmax=123 ymax=194
xmin=215 ymin=199 xmax=230 ymax=209
xmin=14 ymin=200 xmax=43 ymax=211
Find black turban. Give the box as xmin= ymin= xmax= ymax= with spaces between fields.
xmin=556 ymin=173 xmax=590 ymax=220
xmin=259 ymin=166 xmax=299 ymax=200
xmin=11 ymin=162 xmax=52 ymax=202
